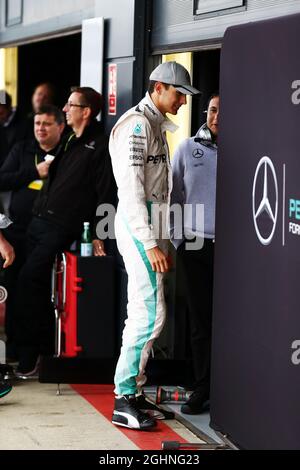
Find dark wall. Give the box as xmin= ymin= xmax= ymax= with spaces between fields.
xmin=211 ymin=12 xmax=300 ymax=449
xmin=18 ymin=33 xmax=81 ymax=114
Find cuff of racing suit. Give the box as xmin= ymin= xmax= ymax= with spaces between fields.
xmin=143 ymin=240 xmax=158 ymax=251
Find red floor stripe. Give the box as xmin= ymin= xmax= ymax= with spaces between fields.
xmin=71 ymin=384 xmax=189 ymax=451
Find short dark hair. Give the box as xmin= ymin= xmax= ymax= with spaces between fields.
xmin=70 ymin=86 xmax=103 ymax=119
xmin=148 ymin=81 xmax=170 ymax=95
xmin=0 ymin=91 xmax=12 ymax=108
xmin=35 ymin=105 xmax=65 ymax=125
xmin=207 ymin=92 xmax=219 ymax=108
xmin=33 ymin=82 xmax=57 ymax=102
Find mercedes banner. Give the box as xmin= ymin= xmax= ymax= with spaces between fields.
xmin=210 ymin=13 xmax=300 ymax=449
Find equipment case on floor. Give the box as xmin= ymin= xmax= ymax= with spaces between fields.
xmin=58 ymin=252 xmax=116 ymax=359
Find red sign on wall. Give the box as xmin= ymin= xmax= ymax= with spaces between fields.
xmin=108 ymin=63 xmax=117 ymax=115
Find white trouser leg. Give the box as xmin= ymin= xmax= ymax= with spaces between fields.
xmin=114 ymin=215 xmax=166 ymax=396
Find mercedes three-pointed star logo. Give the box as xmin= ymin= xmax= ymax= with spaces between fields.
xmin=252 ymin=156 xmax=278 ymax=245
xmin=192 ymin=148 xmax=204 ymax=159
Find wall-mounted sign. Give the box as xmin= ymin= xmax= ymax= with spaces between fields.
xmin=108 ymin=64 xmax=117 ymax=116
xmin=194 ymin=0 xmax=244 ymax=16
xmin=6 ymin=0 xmax=23 ymax=27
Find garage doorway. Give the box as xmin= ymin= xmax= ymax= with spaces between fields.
xmin=191 ymin=49 xmax=220 ymax=136
xmin=18 ymin=33 xmax=81 ymax=114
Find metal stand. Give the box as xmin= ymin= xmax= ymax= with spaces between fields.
xmin=51 ymin=253 xmax=67 ymax=396
xmin=215 ymin=432 xmax=239 ymax=450
xmin=161 ymin=424 xmax=238 ymax=450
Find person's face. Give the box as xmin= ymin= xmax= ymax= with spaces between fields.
xmin=155 ymin=83 xmax=187 ymax=116
xmin=32 ymin=85 xmax=53 ymax=112
xmin=34 ymin=113 xmax=64 ymax=148
xmin=0 ymin=105 xmax=10 ymax=124
xmin=63 ymin=92 xmax=88 ymax=129
xmin=206 ymin=96 xmax=219 ymax=137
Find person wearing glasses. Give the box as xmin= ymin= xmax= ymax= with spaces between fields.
xmin=170 ymin=93 xmax=219 ymax=414
xmin=13 ymin=87 xmax=116 ymax=378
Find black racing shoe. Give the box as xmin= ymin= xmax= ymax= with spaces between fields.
xmin=0 ymin=374 xmax=12 ymax=399
xmin=112 ymin=395 xmax=157 ymax=430
xmin=135 ymin=393 xmax=175 ymax=420
xmin=181 ymin=388 xmax=209 ymax=415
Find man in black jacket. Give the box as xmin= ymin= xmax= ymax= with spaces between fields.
xmin=0 ymin=90 xmax=28 ymax=215
xmin=0 ymin=105 xmax=65 ymax=360
xmin=0 ymin=91 xmax=25 ymax=166
xmin=14 ymin=87 xmax=116 ymax=377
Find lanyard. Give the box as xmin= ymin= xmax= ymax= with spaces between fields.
xmin=64 ymin=133 xmax=76 ymax=151
xmin=28 ymin=152 xmax=44 ymax=190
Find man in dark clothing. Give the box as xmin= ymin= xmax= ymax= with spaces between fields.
xmin=0 ymin=91 xmax=25 ymax=166
xmin=0 ymin=105 xmax=65 ymax=230
xmin=0 ymin=91 xmax=27 ymax=214
xmin=21 ymin=82 xmax=57 ymax=142
xmin=14 ymin=87 xmax=116 ymax=377
xmin=0 ymin=105 xmax=65 ymax=360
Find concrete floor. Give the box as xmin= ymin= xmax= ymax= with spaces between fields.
xmin=0 ymin=305 xmax=216 ymax=451
xmin=0 ymin=379 xmax=205 ymax=450
xmin=0 ymin=381 xmax=137 ymax=450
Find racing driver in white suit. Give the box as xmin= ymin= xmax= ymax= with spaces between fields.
xmin=109 ymin=61 xmax=200 ymax=430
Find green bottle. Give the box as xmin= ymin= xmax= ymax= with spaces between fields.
xmin=80 ymin=222 xmax=93 ymax=256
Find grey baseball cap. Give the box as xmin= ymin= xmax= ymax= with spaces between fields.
xmin=149 ymin=61 xmax=200 ymax=96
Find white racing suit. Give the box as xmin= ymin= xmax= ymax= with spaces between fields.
xmin=109 ymin=92 xmax=177 ymax=395
xmin=0 ymin=214 xmax=12 ymax=229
